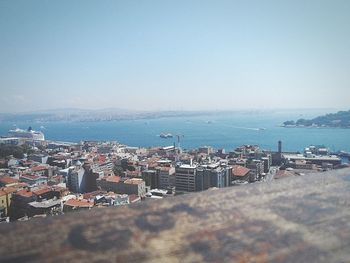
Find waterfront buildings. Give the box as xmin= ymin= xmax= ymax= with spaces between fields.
xmin=283 ymin=145 xmax=341 ymax=167
xmin=0 ymin=134 xmax=347 ymax=222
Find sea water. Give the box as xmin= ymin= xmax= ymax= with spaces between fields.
xmin=1 ymin=110 xmax=349 ymax=152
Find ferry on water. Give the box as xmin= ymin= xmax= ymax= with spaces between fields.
xmin=159 ymin=133 xmax=173 ymax=139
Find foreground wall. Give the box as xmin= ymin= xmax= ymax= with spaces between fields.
xmin=1 ymin=168 xmax=350 ymax=262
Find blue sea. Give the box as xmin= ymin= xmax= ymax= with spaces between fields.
xmin=1 ymin=110 xmax=350 ymax=153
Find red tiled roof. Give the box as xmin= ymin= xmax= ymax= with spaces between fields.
xmin=1 ymin=187 xmax=17 ymax=194
xmin=83 ymin=190 xmax=107 ymax=199
xmin=16 ymin=189 xmax=34 ymax=198
xmin=124 ymin=178 xmax=144 ymax=185
xmin=275 ymin=170 xmax=295 ymax=179
xmin=0 ymin=176 xmax=19 ymax=185
xmin=98 ymin=175 xmax=121 ymax=183
xmin=31 ymin=166 xmax=48 ymax=172
xmin=32 ymin=186 xmax=51 ymax=196
xmin=232 ymin=165 xmax=250 ymax=177
xmin=64 ymin=199 xmax=93 ymax=208
xmin=98 ymin=155 xmax=107 ymax=164
xmin=106 ymin=175 xmax=121 ymax=183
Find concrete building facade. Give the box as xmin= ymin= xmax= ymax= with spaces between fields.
xmin=175 ymin=164 xmax=197 ymax=192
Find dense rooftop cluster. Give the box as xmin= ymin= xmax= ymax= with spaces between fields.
xmin=0 ymin=136 xmax=346 ymax=223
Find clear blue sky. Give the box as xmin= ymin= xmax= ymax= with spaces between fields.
xmin=0 ymin=0 xmax=349 ymax=112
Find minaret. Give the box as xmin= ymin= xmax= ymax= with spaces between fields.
xmin=278 ymin=140 xmax=282 ymax=154
xmin=278 ymin=140 xmax=282 ymax=165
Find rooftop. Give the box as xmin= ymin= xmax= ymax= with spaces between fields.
xmin=97 ymin=176 xmax=121 ymax=183
xmin=32 ymin=186 xmax=51 ymax=196
xmin=232 ymin=165 xmax=250 ymax=177
xmin=124 ymin=178 xmax=144 ymax=185
xmin=15 ymin=189 xmax=34 ymax=198
xmin=156 ymin=159 xmax=172 ymax=164
xmin=20 ymin=174 xmax=41 ymax=180
xmin=83 ymin=190 xmax=108 ymax=200
xmin=0 ymin=176 xmax=19 ymax=185
xmin=31 ymin=166 xmax=48 ymax=172
xmin=29 ymin=199 xmax=61 ymax=209
xmin=0 ymin=187 xmax=17 ymax=195
xmin=64 ymin=199 xmax=93 ymax=208
xmin=178 ymin=164 xmax=197 ymax=169
xmin=275 ymin=169 xmax=296 ymax=179
xmin=283 ymin=153 xmax=341 ymax=161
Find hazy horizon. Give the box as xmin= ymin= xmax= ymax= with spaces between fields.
xmin=0 ymin=106 xmax=345 ymax=115
xmin=1 ymin=0 xmax=350 ymax=112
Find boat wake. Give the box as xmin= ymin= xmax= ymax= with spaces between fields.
xmin=230 ymin=126 xmax=266 ymax=131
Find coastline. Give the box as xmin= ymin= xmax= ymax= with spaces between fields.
xmin=281 ymin=125 xmax=350 ymax=129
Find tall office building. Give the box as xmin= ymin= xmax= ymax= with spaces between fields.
xmin=175 ymin=164 xmax=197 ymax=192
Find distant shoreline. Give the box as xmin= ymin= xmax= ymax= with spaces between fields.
xmin=0 ymin=108 xmax=337 ymax=123
xmin=281 ymin=125 xmax=350 ymax=129
xmin=282 ymin=109 xmax=350 ymax=129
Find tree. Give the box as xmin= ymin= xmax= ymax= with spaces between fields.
xmin=113 ymin=165 xmax=124 ymax=176
xmin=0 ymin=144 xmax=24 ymax=158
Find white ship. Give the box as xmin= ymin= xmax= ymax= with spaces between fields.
xmin=159 ymin=133 xmax=173 ymax=138
xmin=8 ymin=127 xmax=45 ymax=141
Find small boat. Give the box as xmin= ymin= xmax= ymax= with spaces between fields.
xmin=160 ymin=133 xmax=173 ymax=138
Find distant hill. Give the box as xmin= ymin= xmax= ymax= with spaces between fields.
xmin=283 ymin=110 xmax=350 ymax=128
xmin=0 ymin=108 xmax=215 ymax=122
xmin=0 ymin=108 xmax=136 ymax=122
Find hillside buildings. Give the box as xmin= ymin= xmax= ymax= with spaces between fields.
xmin=0 ymin=133 xmax=345 ymax=223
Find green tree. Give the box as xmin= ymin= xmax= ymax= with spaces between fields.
xmin=113 ymin=165 xmax=124 ymax=176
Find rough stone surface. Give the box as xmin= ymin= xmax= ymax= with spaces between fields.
xmin=1 ymin=168 xmax=350 ymax=263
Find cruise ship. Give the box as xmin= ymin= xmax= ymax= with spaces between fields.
xmin=8 ymin=127 xmax=45 ymax=141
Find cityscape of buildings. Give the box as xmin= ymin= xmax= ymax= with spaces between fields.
xmin=0 ymin=127 xmax=347 ymax=223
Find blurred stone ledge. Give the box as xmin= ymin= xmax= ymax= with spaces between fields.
xmin=1 ymin=168 xmax=350 ymax=263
